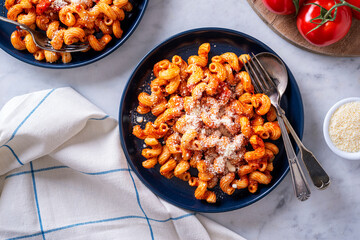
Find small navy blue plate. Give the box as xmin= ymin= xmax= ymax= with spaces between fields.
xmin=119 ymin=28 xmax=304 ymax=212
xmin=0 ymin=0 xmax=148 ymax=68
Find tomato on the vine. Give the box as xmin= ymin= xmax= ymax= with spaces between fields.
xmin=262 ymin=0 xmax=305 ymax=15
xmin=346 ymin=0 xmax=360 ymax=19
xmin=296 ymin=0 xmax=352 ymax=46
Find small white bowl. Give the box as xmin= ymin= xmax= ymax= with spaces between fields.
xmin=323 ymin=97 xmax=360 ymax=160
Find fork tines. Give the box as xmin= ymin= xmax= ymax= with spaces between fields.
xmin=243 ymin=53 xmax=277 ymax=95
xmin=42 ymin=43 xmax=89 ymax=53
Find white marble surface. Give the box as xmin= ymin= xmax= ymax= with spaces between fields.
xmin=0 ymin=0 xmax=359 ymax=239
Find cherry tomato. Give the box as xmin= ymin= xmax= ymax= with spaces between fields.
xmin=36 ymin=0 xmax=51 ymax=15
xmin=262 ymin=0 xmax=305 ymax=15
xmin=346 ymin=0 xmax=360 ymax=20
xmin=297 ymin=0 xmax=352 ymax=46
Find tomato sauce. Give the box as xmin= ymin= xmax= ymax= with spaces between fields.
xmin=36 ymin=0 xmax=52 ymax=15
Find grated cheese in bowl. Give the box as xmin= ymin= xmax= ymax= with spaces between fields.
xmin=323 ymin=98 xmax=360 ymax=160
xmin=329 ymin=102 xmax=360 ymax=152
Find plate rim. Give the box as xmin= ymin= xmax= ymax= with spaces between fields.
xmin=119 ymin=27 xmax=304 ymax=212
xmin=0 ymin=0 xmax=149 ymax=69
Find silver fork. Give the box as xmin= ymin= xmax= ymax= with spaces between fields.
xmin=0 ymin=16 xmax=89 ymax=52
xmin=250 ymin=54 xmax=330 ymax=190
xmin=243 ymin=53 xmax=311 ymax=201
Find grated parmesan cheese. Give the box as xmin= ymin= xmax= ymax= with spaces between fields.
xmin=71 ymin=0 xmax=93 ymax=7
xmin=51 ymin=0 xmax=69 ymax=9
xmin=51 ymin=0 xmax=93 ymax=9
xmin=136 ymin=116 xmax=143 ymax=123
xmin=134 ymin=64 xmax=251 ymax=179
xmin=329 ymin=101 xmax=360 ymax=153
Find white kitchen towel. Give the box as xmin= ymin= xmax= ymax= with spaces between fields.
xmin=0 ymin=87 xmax=245 ymax=240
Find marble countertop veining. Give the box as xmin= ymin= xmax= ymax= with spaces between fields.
xmin=0 ymin=0 xmax=359 ymax=239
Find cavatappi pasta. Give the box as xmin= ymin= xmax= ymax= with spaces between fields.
xmin=5 ymin=0 xmax=132 ymax=63
xmin=132 ymin=43 xmax=281 ymax=203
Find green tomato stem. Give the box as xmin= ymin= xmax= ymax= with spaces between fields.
xmin=342 ymin=1 xmax=360 ymax=12
xmin=306 ymin=0 xmax=358 ymax=35
xmin=292 ymin=0 xmax=300 ymax=15
xmin=323 ymin=3 xmax=341 ymax=19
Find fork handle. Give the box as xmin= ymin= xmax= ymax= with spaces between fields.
xmin=0 ymin=16 xmax=30 ymax=31
xmin=275 ymin=107 xmax=311 ymax=201
xmin=281 ymin=114 xmax=330 ymax=190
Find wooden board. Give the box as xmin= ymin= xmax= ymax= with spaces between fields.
xmin=247 ymin=0 xmax=360 ymax=57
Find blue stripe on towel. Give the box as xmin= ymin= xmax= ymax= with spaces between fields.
xmin=5 ymin=170 xmax=32 ymax=179
xmin=45 ymin=215 xmax=145 ymax=234
xmin=5 ymin=166 xmax=69 ymax=179
xmin=126 ymin=165 xmax=154 ymax=240
xmin=150 ymin=213 xmax=196 ymax=222
xmin=7 ymin=213 xmax=194 ymax=240
xmin=5 ymin=166 xmax=132 ymax=179
xmin=89 ymin=115 xmax=109 ymax=121
xmin=80 ymin=168 xmax=130 ymax=175
xmin=4 ymin=89 xmax=56 ymax=145
xmin=2 ymin=145 xmax=23 ymax=165
xmin=6 ymin=216 xmax=146 ymax=240
xmin=29 ymin=162 xmax=46 ymax=240
xmin=0 ymin=89 xmax=56 ymax=166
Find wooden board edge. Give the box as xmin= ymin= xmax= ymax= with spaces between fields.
xmin=246 ymin=0 xmax=360 ymax=57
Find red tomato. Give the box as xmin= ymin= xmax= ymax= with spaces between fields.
xmin=297 ymin=0 xmax=352 ymax=46
xmin=346 ymin=0 xmax=360 ymax=20
xmin=262 ymin=0 xmax=305 ymax=15
xmin=36 ymin=0 xmax=51 ymax=15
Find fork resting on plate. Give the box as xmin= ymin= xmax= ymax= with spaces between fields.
xmin=243 ymin=54 xmax=312 ymax=201
xmin=0 ymin=16 xmax=89 ymax=53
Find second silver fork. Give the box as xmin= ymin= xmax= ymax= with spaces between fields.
xmin=0 ymin=16 xmax=89 ymax=53
xmin=243 ymin=54 xmax=311 ymax=201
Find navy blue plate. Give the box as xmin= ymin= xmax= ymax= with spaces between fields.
xmin=119 ymin=28 xmax=304 ymax=212
xmin=0 ymin=0 xmax=148 ymax=68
